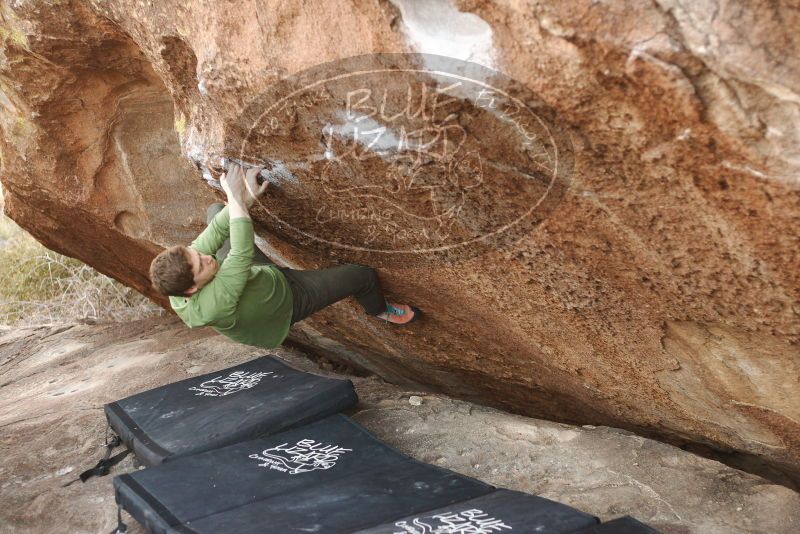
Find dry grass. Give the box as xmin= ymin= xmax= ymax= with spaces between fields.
xmin=0 ymin=186 xmax=164 ymax=326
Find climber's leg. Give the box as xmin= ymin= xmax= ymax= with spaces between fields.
xmin=276 ymin=263 xmax=390 ymax=324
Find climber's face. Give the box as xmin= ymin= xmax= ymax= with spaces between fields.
xmin=183 ymin=247 xmax=219 ymax=295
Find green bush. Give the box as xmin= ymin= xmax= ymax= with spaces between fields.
xmin=0 ymin=194 xmax=163 ymax=326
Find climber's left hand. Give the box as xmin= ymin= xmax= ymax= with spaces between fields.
xmin=243 ymin=166 xmax=267 ymax=208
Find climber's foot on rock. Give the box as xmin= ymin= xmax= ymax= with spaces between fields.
xmin=376 ymin=302 xmax=421 ymax=325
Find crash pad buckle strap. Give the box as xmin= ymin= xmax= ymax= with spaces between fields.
xmin=109 ymin=504 xmax=128 ymax=534
xmin=79 ymin=434 xmax=130 ymax=482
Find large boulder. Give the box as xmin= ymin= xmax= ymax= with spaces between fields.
xmin=0 ymin=0 xmax=798 ymax=486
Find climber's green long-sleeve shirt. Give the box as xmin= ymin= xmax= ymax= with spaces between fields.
xmin=169 ymin=205 xmax=293 ymax=348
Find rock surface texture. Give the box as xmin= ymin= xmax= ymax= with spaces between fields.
xmin=1 ymin=316 xmax=798 ymax=534
xmin=0 ymin=0 xmax=798 ymax=487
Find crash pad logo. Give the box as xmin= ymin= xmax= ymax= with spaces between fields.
xmin=188 ymin=370 xmax=274 ymax=397
xmin=248 ymin=439 xmax=352 ymax=474
xmin=393 ymin=509 xmax=512 ymax=534
xmin=226 ymin=53 xmax=574 ymax=266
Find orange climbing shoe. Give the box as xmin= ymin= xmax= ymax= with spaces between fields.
xmin=376 ymin=302 xmax=421 ymax=324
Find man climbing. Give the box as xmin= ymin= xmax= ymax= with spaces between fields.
xmin=149 ymin=162 xmax=420 ymax=349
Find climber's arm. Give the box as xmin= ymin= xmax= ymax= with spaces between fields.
xmin=189 ymin=163 xmax=268 ymax=255
xmin=210 ymin=163 xmax=254 ymax=307
xmin=189 ymin=204 xmax=231 ymax=256
xmin=193 ymin=165 xmax=255 ymax=320
xmin=200 ymin=216 xmax=254 ymax=318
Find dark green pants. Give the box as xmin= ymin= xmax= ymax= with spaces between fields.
xmin=207 ymin=203 xmax=387 ymax=324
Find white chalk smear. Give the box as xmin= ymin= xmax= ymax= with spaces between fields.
xmin=390 ymin=0 xmax=496 ymax=70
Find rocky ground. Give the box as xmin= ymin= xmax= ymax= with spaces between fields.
xmin=0 ymin=316 xmax=797 ymax=533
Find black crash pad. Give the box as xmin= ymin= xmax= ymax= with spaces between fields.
xmin=105 ymin=356 xmax=357 ymax=466
xmin=354 ymin=488 xmax=599 ymax=533
xmin=573 ymin=516 xmax=660 ymax=533
xmin=113 ymin=414 xmax=495 ymax=533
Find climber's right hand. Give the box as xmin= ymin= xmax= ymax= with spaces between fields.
xmin=220 ymin=163 xmax=249 ymax=206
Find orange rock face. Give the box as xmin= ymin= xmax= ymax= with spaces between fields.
xmin=0 ymin=0 xmax=797 ymax=485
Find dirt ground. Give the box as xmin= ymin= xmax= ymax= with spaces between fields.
xmin=1 ymin=316 xmax=798 ymax=533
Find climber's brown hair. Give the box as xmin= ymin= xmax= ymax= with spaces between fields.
xmin=149 ymin=245 xmax=195 ymax=297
